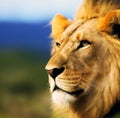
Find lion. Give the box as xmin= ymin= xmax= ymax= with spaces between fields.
xmin=45 ymin=0 xmax=120 ymax=118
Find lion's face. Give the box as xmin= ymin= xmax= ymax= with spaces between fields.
xmin=46 ymin=18 xmax=111 ymax=106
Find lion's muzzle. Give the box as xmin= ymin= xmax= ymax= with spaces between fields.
xmin=46 ymin=67 xmax=65 ymax=79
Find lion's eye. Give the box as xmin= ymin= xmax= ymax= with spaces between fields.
xmin=77 ymin=40 xmax=91 ymax=49
xmin=56 ymin=42 xmax=61 ymax=47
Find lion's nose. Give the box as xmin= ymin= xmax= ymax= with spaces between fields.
xmin=47 ymin=67 xmax=65 ymax=79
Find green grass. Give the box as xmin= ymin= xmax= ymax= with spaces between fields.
xmin=0 ymin=50 xmax=51 ymax=118
xmin=113 ymin=113 xmax=120 ymax=118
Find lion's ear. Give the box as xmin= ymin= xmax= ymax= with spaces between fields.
xmin=51 ymin=14 xmax=71 ymax=40
xmin=98 ymin=10 xmax=120 ymax=38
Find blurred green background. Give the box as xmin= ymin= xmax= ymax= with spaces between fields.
xmin=0 ymin=49 xmax=52 ymax=118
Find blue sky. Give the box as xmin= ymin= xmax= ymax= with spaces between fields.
xmin=0 ymin=0 xmax=82 ymax=22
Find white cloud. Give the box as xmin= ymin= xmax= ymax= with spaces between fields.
xmin=0 ymin=0 xmax=82 ymax=22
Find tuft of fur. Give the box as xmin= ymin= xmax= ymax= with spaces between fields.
xmin=51 ymin=14 xmax=71 ymax=40
xmin=74 ymin=0 xmax=120 ymax=21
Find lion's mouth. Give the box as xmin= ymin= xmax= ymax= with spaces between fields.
xmin=53 ymin=85 xmax=84 ymax=96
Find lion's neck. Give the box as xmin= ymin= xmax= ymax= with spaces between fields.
xmin=69 ymin=64 xmax=120 ymax=118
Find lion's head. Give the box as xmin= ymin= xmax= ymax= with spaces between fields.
xmin=45 ymin=0 xmax=120 ymax=118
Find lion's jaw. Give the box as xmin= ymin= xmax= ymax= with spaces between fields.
xmin=48 ymin=75 xmax=77 ymax=106
xmin=49 ymin=64 xmax=99 ymax=107
xmin=52 ymin=86 xmax=77 ymax=106
xmin=48 ymin=63 xmax=120 ymax=118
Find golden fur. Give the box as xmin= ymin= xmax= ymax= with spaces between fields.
xmin=45 ymin=0 xmax=120 ymax=118
xmin=74 ymin=0 xmax=120 ymax=20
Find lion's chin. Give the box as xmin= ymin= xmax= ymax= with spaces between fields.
xmin=52 ymin=89 xmax=77 ymax=106
xmin=49 ymin=77 xmax=84 ymax=106
xmin=52 ymin=88 xmax=83 ymax=106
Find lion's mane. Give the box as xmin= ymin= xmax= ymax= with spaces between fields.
xmin=75 ymin=0 xmax=120 ymax=20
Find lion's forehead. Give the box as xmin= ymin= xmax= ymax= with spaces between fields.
xmin=55 ymin=19 xmax=99 ymax=55
xmin=62 ymin=19 xmax=86 ymax=37
xmin=59 ymin=18 xmax=99 ymax=44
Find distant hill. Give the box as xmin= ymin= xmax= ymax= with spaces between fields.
xmin=0 ymin=21 xmax=51 ymax=52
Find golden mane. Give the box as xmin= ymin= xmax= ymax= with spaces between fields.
xmin=75 ymin=0 xmax=120 ymax=20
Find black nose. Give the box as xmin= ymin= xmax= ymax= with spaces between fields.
xmin=47 ymin=67 xmax=65 ymax=79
